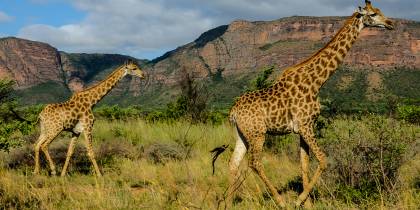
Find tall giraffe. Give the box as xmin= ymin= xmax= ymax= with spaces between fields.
xmin=34 ymin=60 xmax=145 ymax=177
xmin=227 ymin=1 xmax=394 ymax=207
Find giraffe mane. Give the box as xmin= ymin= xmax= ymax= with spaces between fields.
xmin=281 ymin=13 xmax=360 ymax=75
xmin=74 ymin=63 xmax=126 ymax=94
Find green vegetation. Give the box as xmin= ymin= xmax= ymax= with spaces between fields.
xmin=0 ymin=80 xmax=39 ymax=151
xmin=94 ymin=105 xmax=143 ymax=120
xmin=319 ymin=67 xmax=370 ymax=114
xmin=63 ymin=53 xmax=136 ymax=82
xmin=397 ymin=104 xmax=420 ymax=124
xmin=246 ymin=66 xmax=275 ymax=92
xmin=1 ymin=62 xmax=419 ymax=208
xmin=383 ymin=68 xmax=420 ymax=99
xmin=15 ymin=81 xmax=71 ymax=105
xmin=0 ymin=116 xmax=418 ymax=209
xmin=319 ymin=115 xmax=418 ymax=204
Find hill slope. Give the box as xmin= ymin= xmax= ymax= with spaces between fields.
xmin=0 ymin=37 xmax=147 ymax=104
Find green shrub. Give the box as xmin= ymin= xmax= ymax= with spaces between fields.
xmin=0 ymin=80 xmax=40 ymax=151
xmin=142 ymin=142 xmax=189 ymax=164
xmin=206 ymin=110 xmax=228 ymax=125
xmin=397 ymin=105 xmax=420 ymax=124
xmin=320 ymin=115 xmax=418 ymax=204
xmin=246 ymin=66 xmax=275 ymax=92
xmin=94 ymin=105 xmax=143 ymax=120
xmin=145 ymin=72 xmax=210 ymax=123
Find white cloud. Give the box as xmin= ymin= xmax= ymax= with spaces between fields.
xmin=18 ymin=0 xmax=214 ymax=58
xmin=16 ymin=0 xmax=418 ymax=59
xmin=0 ymin=11 xmax=13 ymax=23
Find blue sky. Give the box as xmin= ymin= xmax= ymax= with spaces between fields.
xmin=0 ymin=0 xmax=84 ymax=36
xmin=1 ymin=0 xmax=419 ymax=60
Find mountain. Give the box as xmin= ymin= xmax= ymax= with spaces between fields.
xmin=0 ymin=37 xmax=147 ymax=104
xmin=144 ymin=16 xmax=420 ymax=109
xmin=0 ymin=37 xmax=63 ymax=89
xmin=1 ymin=16 xmax=419 ymax=110
xmin=149 ymin=16 xmax=419 ymax=84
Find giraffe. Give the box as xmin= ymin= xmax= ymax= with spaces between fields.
xmin=227 ymin=1 xmax=394 ymax=207
xmin=33 ymin=60 xmax=145 ymax=177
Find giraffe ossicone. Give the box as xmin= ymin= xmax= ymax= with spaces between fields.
xmin=33 ymin=60 xmax=145 ymax=177
xmin=226 ymin=0 xmax=394 ymax=207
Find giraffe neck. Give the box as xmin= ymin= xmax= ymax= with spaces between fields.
xmin=78 ymin=65 xmax=127 ymax=107
xmin=280 ymin=13 xmax=364 ymax=95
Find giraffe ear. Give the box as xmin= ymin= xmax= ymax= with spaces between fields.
xmin=356 ymin=6 xmax=367 ymax=15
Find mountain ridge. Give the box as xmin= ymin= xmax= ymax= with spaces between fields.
xmin=1 ymin=16 xmax=419 ymax=108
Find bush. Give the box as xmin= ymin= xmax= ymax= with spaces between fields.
xmin=320 ymin=115 xmax=418 ymax=204
xmin=397 ymin=105 xmax=420 ymax=124
xmin=0 ymin=80 xmax=39 ymax=151
xmin=94 ymin=105 xmax=143 ymax=120
xmin=206 ymin=110 xmax=229 ymax=125
xmin=246 ymin=66 xmax=275 ymax=92
xmin=145 ymin=70 xmax=211 ymax=123
xmin=142 ymin=142 xmax=189 ymax=164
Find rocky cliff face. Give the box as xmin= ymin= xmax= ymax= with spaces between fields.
xmin=0 ymin=37 xmax=63 ymax=89
xmin=0 ymin=37 xmax=136 ymax=93
xmin=149 ymin=16 xmax=420 ymax=86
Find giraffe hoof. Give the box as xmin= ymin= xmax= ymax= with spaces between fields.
xmin=279 ymin=203 xmax=286 ymax=208
xmin=303 ymin=198 xmax=313 ymax=209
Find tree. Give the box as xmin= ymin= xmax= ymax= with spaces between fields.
xmin=247 ymin=66 xmax=275 ymax=92
xmin=0 ymin=79 xmax=34 ymax=151
xmin=178 ymin=69 xmax=209 ymax=123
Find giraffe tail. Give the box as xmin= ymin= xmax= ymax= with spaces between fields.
xmin=210 ymin=144 xmax=229 ymax=175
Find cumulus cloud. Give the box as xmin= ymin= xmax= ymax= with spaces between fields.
xmin=16 ymin=0 xmax=419 ymax=59
xmin=19 ymin=0 xmax=214 ymax=58
xmin=0 ymin=11 xmax=13 ymax=22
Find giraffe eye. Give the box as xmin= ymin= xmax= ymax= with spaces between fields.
xmin=369 ymin=13 xmax=377 ymax=17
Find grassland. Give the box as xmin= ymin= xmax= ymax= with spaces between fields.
xmin=0 ymin=115 xmax=419 ymax=209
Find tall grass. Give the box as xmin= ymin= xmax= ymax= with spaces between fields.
xmin=0 ymin=115 xmax=418 ymax=209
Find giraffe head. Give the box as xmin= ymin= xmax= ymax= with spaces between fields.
xmin=357 ymin=0 xmax=394 ymax=30
xmin=123 ymin=60 xmax=145 ymax=79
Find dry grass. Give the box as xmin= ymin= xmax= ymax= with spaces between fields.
xmin=0 ymin=117 xmax=418 ymax=209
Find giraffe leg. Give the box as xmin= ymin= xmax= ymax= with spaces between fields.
xmin=226 ymin=128 xmax=247 ymax=204
xmin=61 ymin=135 xmax=78 ymax=176
xmin=34 ymin=134 xmax=47 ymax=175
xmin=296 ymin=127 xmax=326 ymax=207
xmin=300 ymin=136 xmax=313 ymax=208
xmin=83 ymin=127 xmax=102 ymax=177
xmin=38 ymin=129 xmax=61 ymax=176
xmin=249 ymin=134 xmax=286 ymax=207
xmin=41 ymin=137 xmax=58 ymax=176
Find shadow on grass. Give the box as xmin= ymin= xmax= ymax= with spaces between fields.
xmin=275 ymin=176 xmax=319 ymax=201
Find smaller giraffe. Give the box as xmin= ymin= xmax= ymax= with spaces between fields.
xmin=34 ymin=60 xmax=145 ymax=176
